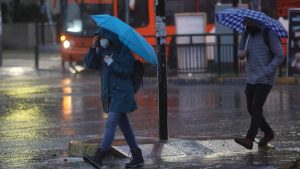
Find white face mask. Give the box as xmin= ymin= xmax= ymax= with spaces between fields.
xmin=100 ymin=38 xmax=110 ymax=48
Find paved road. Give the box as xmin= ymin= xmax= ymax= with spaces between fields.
xmin=0 ymin=50 xmax=299 ymax=168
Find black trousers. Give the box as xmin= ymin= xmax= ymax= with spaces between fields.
xmin=245 ymin=83 xmax=273 ymax=141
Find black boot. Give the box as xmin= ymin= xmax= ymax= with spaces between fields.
xmin=258 ymin=132 xmax=274 ymax=147
xmin=83 ymin=148 xmax=106 ymax=169
xmin=125 ymin=148 xmax=144 ymax=168
xmin=234 ymin=137 xmax=253 ymax=150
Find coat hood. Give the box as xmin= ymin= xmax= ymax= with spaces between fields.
xmin=94 ymin=27 xmax=123 ymax=49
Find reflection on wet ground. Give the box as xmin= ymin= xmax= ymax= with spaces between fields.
xmin=0 ymin=72 xmax=299 ymax=168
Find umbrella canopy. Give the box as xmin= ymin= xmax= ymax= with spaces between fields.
xmin=90 ymin=14 xmax=158 ymax=64
xmin=215 ymin=8 xmax=288 ymax=38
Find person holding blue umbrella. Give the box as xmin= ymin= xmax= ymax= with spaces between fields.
xmin=216 ymin=9 xmax=286 ymax=150
xmin=90 ymin=14 xmax=158 ymax=65
xmin=82 ymin=27 xmax=144 ymax=169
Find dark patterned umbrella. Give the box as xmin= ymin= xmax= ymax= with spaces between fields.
xmin=216 ymin=8 xmax=288 ymax=38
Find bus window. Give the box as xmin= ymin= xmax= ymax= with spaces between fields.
xmin=117 ymin=0 xmax=149 ymax=28
xmin=165 ymin=0 xmax=196 ymax=25
xmin=63 ymin=2 xmax=113 ymax=36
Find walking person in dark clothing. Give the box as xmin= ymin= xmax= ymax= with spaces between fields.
xmin=234 ymin=17 xmax=284 ymax=150
xmin=82 ymin=27 xmax=144 ymax=168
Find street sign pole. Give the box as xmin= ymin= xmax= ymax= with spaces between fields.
xmin=155 ymin=0 xmax=168 ymax=141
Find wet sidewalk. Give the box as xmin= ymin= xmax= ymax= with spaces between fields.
xmin=37 ymin=136 xmax=299 ymax=169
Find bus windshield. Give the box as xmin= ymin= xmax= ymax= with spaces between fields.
xmin=63 ymin=2 xmax=113 ymax=36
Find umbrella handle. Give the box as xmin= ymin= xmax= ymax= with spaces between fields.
xmin=244 ymin=34 xmax=250 ymax=50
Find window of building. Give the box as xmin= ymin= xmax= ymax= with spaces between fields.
xmin=117 ymin=0 xmax=149 ymax=28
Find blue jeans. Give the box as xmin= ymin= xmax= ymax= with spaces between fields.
xmin=100 ymin=112 xmax=139 ymax=151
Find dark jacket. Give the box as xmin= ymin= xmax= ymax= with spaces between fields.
xmin=84 ymin=28 xmax=137 ymax=113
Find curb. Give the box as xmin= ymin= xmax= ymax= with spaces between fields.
xmin=67 ymin=137 xmax=216 ymax=159
xmin=276 ymin=77 xmax=299 ymax=85
xmin=67 ymin=137 xmax=261 ymax=159
xmin=67 ymin=137 xmax=158 ymax=158
xmin=67 ymin=139 xmax=129 ymax=158
xmin=161 ymin=77 xmax=300 ymax=85
xmin=281 ymin=159 xmax=300 ymax=169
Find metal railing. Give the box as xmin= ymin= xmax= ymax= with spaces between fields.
xmin=141 ymin=33 xmax=287 ymax=76
xmin=145 ymin=33 xmax=239 ymax=75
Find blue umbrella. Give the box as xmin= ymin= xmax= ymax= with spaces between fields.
xmin=216 ymin=8 xmax=288 ymax=38
xmin=90 ymin=14 xmax=158 ymax=64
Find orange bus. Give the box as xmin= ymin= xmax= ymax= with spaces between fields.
xmin=59 ymin=0 xmax=210 ymax=67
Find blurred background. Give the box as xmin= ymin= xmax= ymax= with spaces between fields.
xmin=0 ymin=0 xmax=294 ymax=76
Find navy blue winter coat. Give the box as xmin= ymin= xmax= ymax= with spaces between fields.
xmin=84 ymin=28 xmax=137 ymax=113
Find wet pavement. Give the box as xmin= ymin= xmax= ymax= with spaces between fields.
xmin=0 ymin=49 xmax=299 ymax=168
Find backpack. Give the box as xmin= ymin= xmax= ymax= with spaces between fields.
xmin=132 ymin=60 xmax=144 ymax=93
xmin=243 ymin=28 xmax=275 ymax=58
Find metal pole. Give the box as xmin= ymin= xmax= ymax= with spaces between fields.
xmin=156 ymin=0 xmax=168 ymax=141
xmin=35 ymin=21 xmax=39 ymax=69
xmin=0 ymin=3 xmax=2 ymax=67
xmin=232 ymin=0 xmax=239 ymax=75
xmin=217 ymin=35 xmax=221 ymax=76
xmin=125 ymin=0 xmax=130 ymax=24
xmin=233 ymin=32 xmax=238 ymax=74
xmin=40 ymin=0 xmax=45 ymax=44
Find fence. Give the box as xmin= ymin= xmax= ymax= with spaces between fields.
xmin=145 ymin=33 xmax=286 ymax=76
xmin=145 ymin=33 xmax=242 ymax=76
